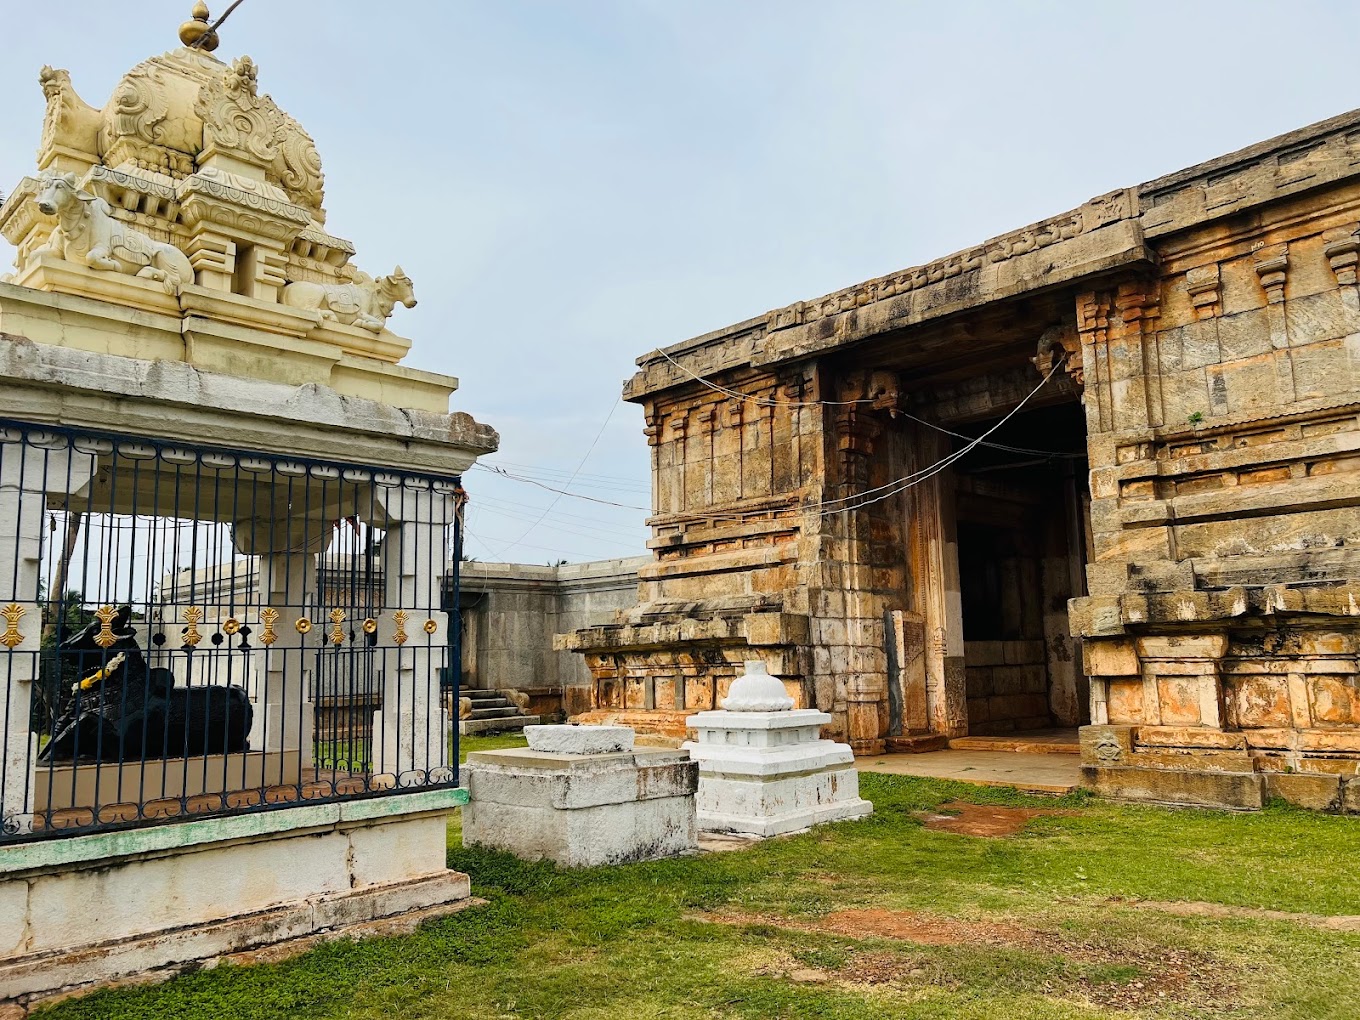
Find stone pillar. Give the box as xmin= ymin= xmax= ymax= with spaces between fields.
xmin=367 ymin=483 xmax=456 ymax=782
xmin=845 ymin=675 xmax=886 ymax=756
xmin=909 ymin=428 xmax=967 ymax=737
xmin=251 ymin=552 xmax=315 ymax=760
xmin=0 ymin=436 xmax=94 ymax=831
xmin=232 ymin=514 xmax=330 ymax=777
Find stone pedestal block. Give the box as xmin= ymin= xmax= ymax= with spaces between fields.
xmin=683 ymin=708 xmax=874 ymax=837
xmin=462 ymin=745 xmax=698 ymax=867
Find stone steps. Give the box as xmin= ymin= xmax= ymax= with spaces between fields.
xmin=469 ymin=706 xmax=521 ymax=720
xmin=459 ymin=714 xmax=542 ymax=736
xmin=457 ymin=688 xmax=540 ymax=735
xmin=884 ymin=733 xmax=950 ymax=754
xmin=949 ymin=731 xmax=1080 ymax=756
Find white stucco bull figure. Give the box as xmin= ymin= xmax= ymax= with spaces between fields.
xmin=34 ymin=171 xmax=194 ymax=292
xmin=281 ymin=266 xmax=416 ymax=332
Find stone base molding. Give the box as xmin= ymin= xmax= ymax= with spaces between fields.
xmin=684 ymin=708 xmax=873 ymax=837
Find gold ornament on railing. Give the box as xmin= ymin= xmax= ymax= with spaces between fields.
xmin=222 ymin=617 xmax=241 ymax=635
xmin=294 ymin=617 xmax=313 ymax=634
xmin=362 ymin=617 xmax=378 ymax=634
xmin=392 ymin=609 xmax=409 ymax=646
xmin=423 ymin=619 xmax=439 ymax=636
xmin=182 ymin=606 xmax=204 ymax=647
xmin=0 ymin=604 xmax=26 ymax=649
xmin=260 ymin=607 xmax=279 ymax=646
xmin=94 ymin=605 xmax=118 ymax=649
xmin=329 ymin=608 xmax=346 ymax=645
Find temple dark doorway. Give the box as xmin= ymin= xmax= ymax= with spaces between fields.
xmin=952 ymin=401 xmax=1091 ymax=736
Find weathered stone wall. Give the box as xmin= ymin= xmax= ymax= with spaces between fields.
xmin=460 ymin=558 xmax=647 ymax=709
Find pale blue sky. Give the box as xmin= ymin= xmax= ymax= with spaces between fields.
xmin=3 ymin=1 xmax=1358 ymax=563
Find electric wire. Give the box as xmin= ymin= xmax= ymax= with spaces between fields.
xmin=470 ymin=352 xmax=1064 ymax=524
xmin=481 ymin=399 xmax=623 ymax=560
xmin=655 ymin=345 xmax=1081 ymax=459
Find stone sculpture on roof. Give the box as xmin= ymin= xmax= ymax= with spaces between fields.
xmin=0 ymin=3 xmax=422 ymax=369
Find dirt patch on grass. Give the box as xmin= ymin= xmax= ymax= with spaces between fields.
xmin=1110 ymin=896 xmax=1360 ymax=931
xmin=701 ymin=908 xmax=1236 ymax=1010
xmin=918 ymin=801 xmax=1074 ymax=837
xmin=816 ymin=908 xmax=1028 ymax=946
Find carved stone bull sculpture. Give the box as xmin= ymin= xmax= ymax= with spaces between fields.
xmin=39 ymin=606 xmax=253 ymax=763
xmin=34 ymin=171 xmax=195 ymax=293
xmin=280 ymin=266 xmax=416 ymax=332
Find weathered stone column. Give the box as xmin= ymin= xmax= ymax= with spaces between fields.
xmin=0 ymin=435 xmax=95 ymax=831
xmin=368 ymin=483 xmax=456 ymax=781
xmin=908 ymin=428 xmax=967 ymax=737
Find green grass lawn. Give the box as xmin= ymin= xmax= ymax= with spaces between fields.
xmin=37 ymin=735 xmax=1360 ymax=1020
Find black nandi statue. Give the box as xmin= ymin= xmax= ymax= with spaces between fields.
xmin=39 ymin=606 xmax=253 ymax=764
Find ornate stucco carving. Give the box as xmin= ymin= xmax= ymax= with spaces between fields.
xmin=98 ymin=51 xmax=217 ymax=179
xmin=194 ymin=56 xmax=325 ymax=216
xmin=37 ymin=67 xmax=101 ymax=173
xmin=275 ymin=111 xmax=325 ymax=216
xmin=196 ymin=56 xmax=279 ymax=166
xmin=1 ymin=13 xmax=410 ymax=366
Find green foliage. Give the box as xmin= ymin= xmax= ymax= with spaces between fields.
xmin=33 ymin=771 xmax=1360 ymax=1020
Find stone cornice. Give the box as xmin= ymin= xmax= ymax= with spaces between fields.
xmin=629 ymin=105 xmax=1360 ymax=402
xmin=0 ymin=335 xmax=498 ymax=474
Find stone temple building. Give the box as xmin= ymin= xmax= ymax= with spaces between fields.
xmin=561 ymin=107 xmax=1360 ymax=811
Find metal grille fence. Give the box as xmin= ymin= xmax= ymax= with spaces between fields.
xmin=0 ymin=420 xmax=463 ymax=843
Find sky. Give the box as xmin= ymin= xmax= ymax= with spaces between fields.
xmin=3 ymin=0 xmax=1359 ymax=565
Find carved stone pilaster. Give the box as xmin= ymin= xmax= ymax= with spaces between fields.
xmin=1253 ymin=242 xmax=1295 ymax=401
xmin=1185 ymin=264 xmax=1222 ymax=320
xmin=1077 ymin=290 xmax=1114 ymax=432
xmin=1253 ymin=243 xmax=1289 ymax=305
xmin=1324 ymin=227 xmax=1360 ymax=323
xmin=185 ymin=234 xmax=236 ymax=291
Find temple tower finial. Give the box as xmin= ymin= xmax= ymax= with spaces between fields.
xmin=179 ymin=2 xmax=220 ymax=51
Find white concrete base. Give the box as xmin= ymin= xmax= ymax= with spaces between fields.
xmin=684 ymin=708 xmax=874 ymax=837
xmin=0 ymin=790 xmax=469 ymax=1005
xmin=462 ymin=747 xmax=697 ymax=867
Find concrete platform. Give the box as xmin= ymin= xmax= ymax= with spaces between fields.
xmin=856 ymin=749 xmax=1081 ymax=795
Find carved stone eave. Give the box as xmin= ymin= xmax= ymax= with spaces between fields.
xmin=177 ymin=168 xmax=311 ymax=246
xmin=86 ymin=165 xmax=182 ymax=222
xmin=291 ymin=227 xmax=356 ymax=270
xmin=0 ymin=178 xmax=51 ymax=248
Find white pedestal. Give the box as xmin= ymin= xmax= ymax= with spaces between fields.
xmin=462 ymin=744 xmax=698 ymax=867
xmin=683 ymin=708 xmax=873 ymax=837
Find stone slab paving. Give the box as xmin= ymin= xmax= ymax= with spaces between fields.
xmin=856 ymin=749 xmax=1081 ymax=795
xmin=948 ymin=728 xmax=1081 ymax=756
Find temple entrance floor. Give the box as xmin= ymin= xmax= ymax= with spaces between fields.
xmin=857 ymin=748 xmax=1081 ymax=795
xmin=949 ymin=728 xmax=1080 ymax=755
